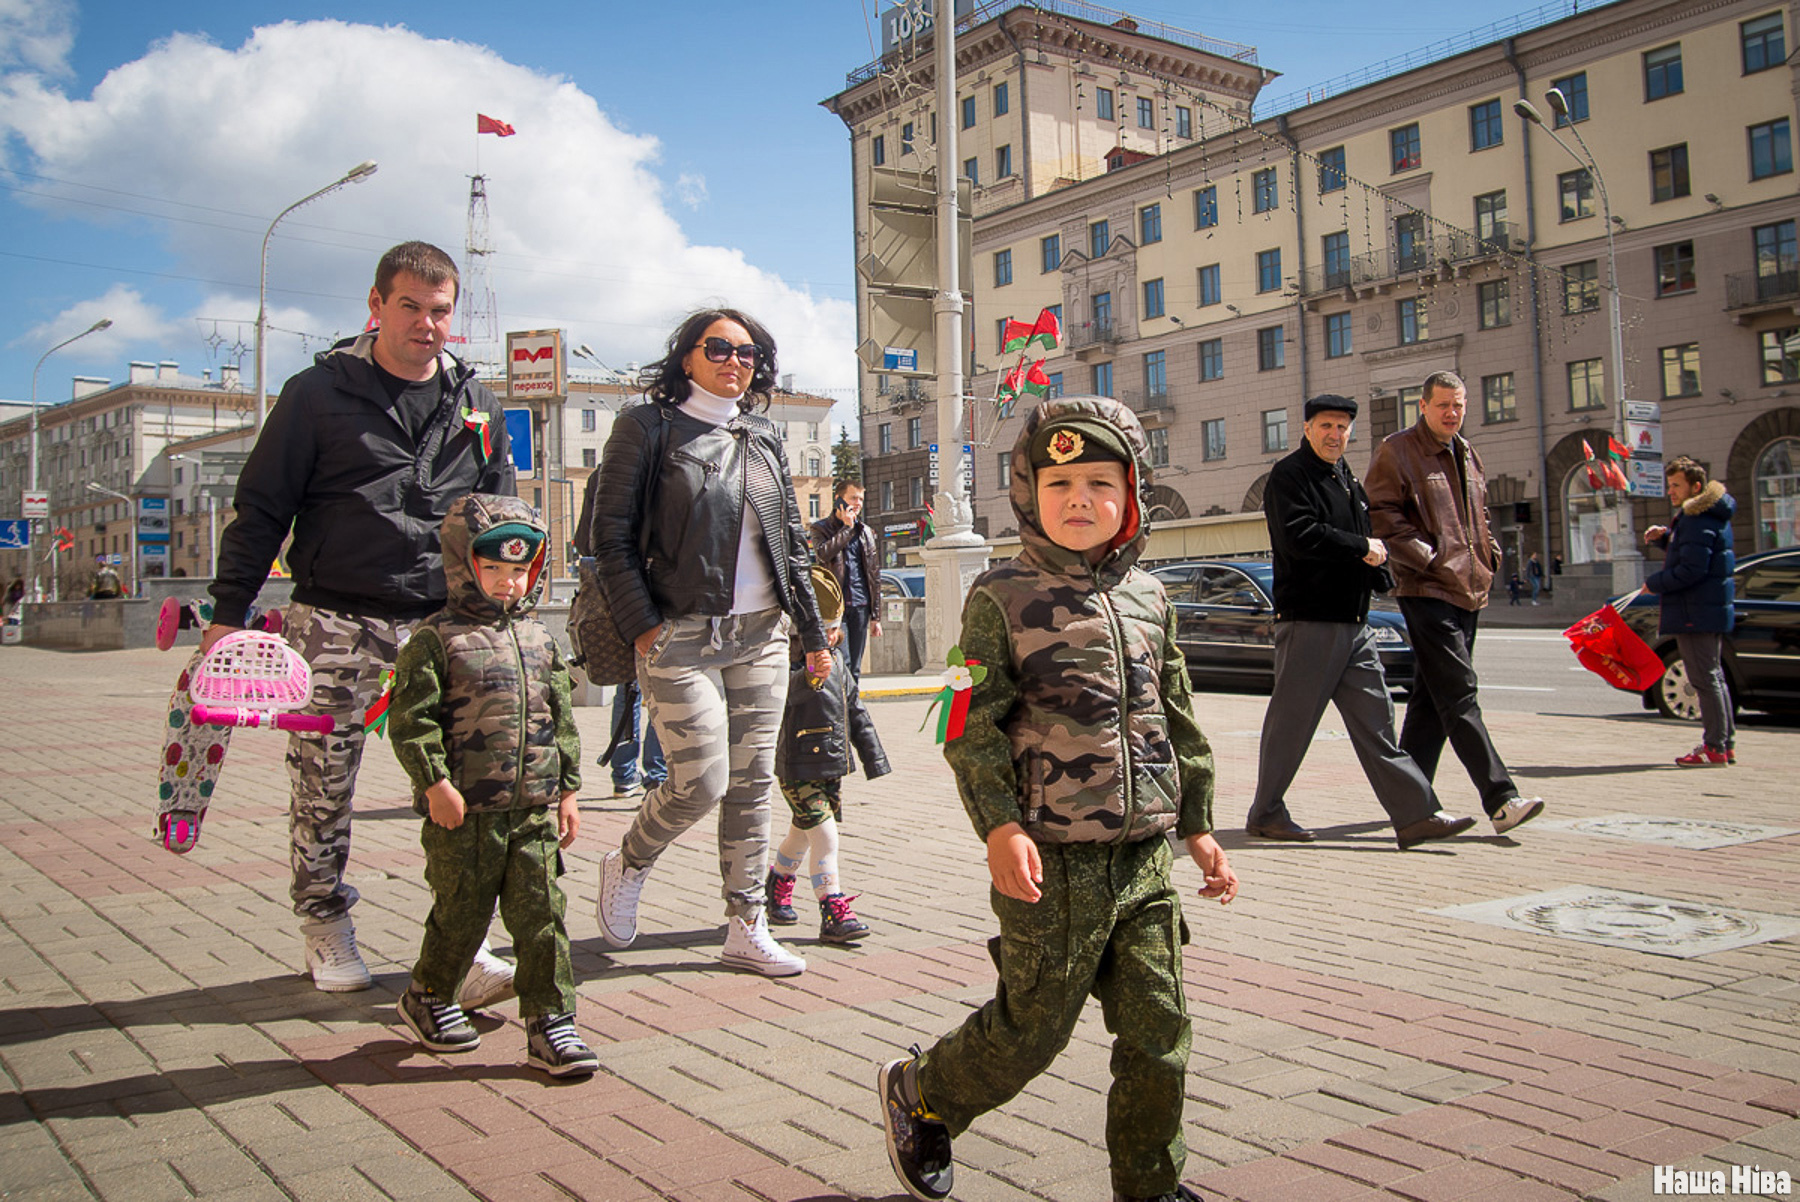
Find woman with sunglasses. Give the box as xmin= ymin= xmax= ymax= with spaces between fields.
xmin=588 ymin=308 xmax=830 ymax=975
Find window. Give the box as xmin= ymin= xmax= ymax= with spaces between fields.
xmin=993 ymin=81 xmax=1010 ymax=116
xmin=582 ymin=447 xmax=597 ymax=468
xmin=961 ymin=94 xmax=976 ymax=129
xmin=1256 ymin=248 xmax=1282 ymax=293
xmin=995 ymin=318 xmax=1009 ymax=352
xmin=1650 ymin=144 xmax=1690 ymax=202
xmin=1175 ymin=105 xmax=1192 ymax=139
xmin=1198 ymin=338 xmax=1224 ymax=381
xmin=1483 ymin=373 xmax=1517 ymax=423
xmin=1144 ymin=350 xmax=1167 ymax=399
xmin=1197 ymin=263 xmax=1221 ymax=306
xmin=1046 ymin=371 xmax=1065 ymax=398
xmin=1551 ymin=71 xmax=1589 ymax=125
xmin=1203 ymin=418 xmax=1227 ymax=461
xmin=1142 ymin=277 xmax=1165 ymax=318
xmin=1750 ymin=119 xmax=1793 ymax=180
xmin=1325 ymin=311 xmax=1353 ymax=359
xmin=1569 ymin=358 xmax=1606 ymax=410
xmin=1559 ymin=168 xmax=1594 ymax=221
xmin=996 ymin=452 xmax=1011 ymax=489
xmin=1041 ymin=233 xmax=1061 ymax=273
xmin=1655 ymin=242 xmax=1696 ymax=296
xmin=872 ymin=134 xmax=886 ymax=166
xmin=1479 ymin=280 xmax=1510 ymax=329
xmin=1262 ymin=408 xmax=1289 ymax=453
xmin=580 ymin=408 xmax=597 ymax=432
xmin=1397 ymin=297 xmax=1426 ymax=345
xmin=808 ymin=494 xmax=820 ymax=520
xmin=1319 ymin=146 xmax=1346 ymax=193
xmin=1398 ymin=386 xmax=1423 ymax=428
xmin=1564 ymin=260 xmax=1600 ymax=313
xmin=1146 ymin=426 xmax=1169 ymax=468
xmin=1090 ymin=219 xmax=1110 ymax=258
xmin=1475 ymin=190 xmax=1507 ymax=242
xmin=1140 ymin=203 xmax=1162 ymax=245
xmin=1761 ymin=328 xmax=1800 ymax=385
xmin=1092 ymin=291 xmax=1112 ymax=330
xmin=901 ymin=122 xmax=914 ymax=155
xmin=993 ymin=249 xmax=1012 ymax=287
xmin=1194 ymin=185 xmax=1217 ymax=229
xmin=1096 ymin=86 xmax=1114 ymax=121
xmin=1045 ymin=303 xmax=1062 ymax=334
xmin=878 ymin=423 xmax=893 ymax=454
xmin=1394 ymin=213 xmax=1426 ymax=273
xmin=1755 ymin=220 xmax=1798 ymax=295
xmin=1660 ymin=343 xmax=1701 ymax=398
xmin=1469 ymin=99 xmax=1504 ymax=150
xmin=963 ymin=156 xmax=979 ymax=186
xmin=1092 ymin=361 xmax=1114 ymax=397
xmin=996 ymin=144 xmax=1012 ymax=178
xmin=1137 ymin=97 xmax=1154 ymax=129
xmin=1390 ymin=123 xmax=1421 ymax=172
xmin=1321 ymin=230 xmax=1350 ymax=289
xmin=907 ymin=417 xmax=922 ymax=448
xmin=1258 ymin=326 xmax=1285 ymax=371
xmin=1644 ymin=43 xmax=1684 ymax=100
xmin=808 ymin=422 xmax=820 ymax=441
xmin=880 ymin=479 xmax=894 ymax=511
xmin=1252 ymin=167 xmax=1278 ymax=212
xmin=911 ymin=476 xmax=924 ymax=508
xmin=1743 ymin=13 xmax=1786 ymax=74
xmin=808 ymin=454 xmax=822 ymax=477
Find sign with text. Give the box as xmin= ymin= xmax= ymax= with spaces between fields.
xmin=137 ymin=496 xmax=170 ymax=543
xmin=22 ymin=491 xmax=48 ymax=519
xmin=506 ymin=329 xmax=566 ymax=400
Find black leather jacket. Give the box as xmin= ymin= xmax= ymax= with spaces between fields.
xmin=588 ymin=401 xmax=827 ymax=654
xmin=775 ymin=648 xmax=890 ymax=782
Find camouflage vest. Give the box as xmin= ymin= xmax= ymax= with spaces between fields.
xmin=414 ymin=611 xmax=565 ymax=814
xmin=971 ymin=558 xmax=1179 ymax=844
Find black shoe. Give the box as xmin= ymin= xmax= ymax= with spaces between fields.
xmin=877 ymin=1051 xmax=953 ymax=1201
xmin=766 ymin=869 xmax=798 ymax=925
xmin=526 ymin=1012 xmax=598 ymax=1078
xmin=1395 ymin=812 xmax=1478 ymax=850
xmin=398 ymin=986 xmax=479 ymax=1053
xmin=1245 ymin=815 xmax=1315 ymax=842
xmin=1115 ymin=1186 xmax=1204 ymax=1202
xmin=819 ymin=893 xmax=871 ymax=943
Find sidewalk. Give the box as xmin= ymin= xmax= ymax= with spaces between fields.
xmin=1 ymin=644 xmax=1797 ymax=1201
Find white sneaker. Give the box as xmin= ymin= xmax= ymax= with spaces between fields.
xmin=720 ymin=913 xmax=806 ymax=977
xmin=1491 ymin=796 xmax=1545 ymax=835
xmin=597 ymin=849 xmax=652 ymax=948
xmin=301 ymin=915 xmax=372 ymax=992
xmin=457 ymin=940 xmax=517 ymax=1011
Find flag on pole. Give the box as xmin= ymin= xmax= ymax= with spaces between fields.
xmin=1026 ymin=306 xmax=1061 ymax=351
xmin=1580 ymin=439 xmax=1609 ymax=490
xmin=998 ymin=360 xmax=1052 ymax=402
xmin=477 ymin=114 xmax=516 ymax=136
xmin=1000 ymin=319 xmax=1038 ymax=353
xmin=1603 ymin=434 xmax=1633 ymax=491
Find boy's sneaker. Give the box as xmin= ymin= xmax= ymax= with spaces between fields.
xmin=877 ymin=1052 xmax=953 ymax=1201
xmin=720 ymin=913 xmax=806 ymax=976
xmin=597 ymin=849 xmax=652 ymax=948
xmin=398 ymin=986 xmax=479 ymax=1052
xmin=1490 ymin=796 xmax=1545 ymax=835
xmin=766 ymin=869 xmax=798 ymax=925
xmin=612 ymin=779 xmax=641 ymax=797
xmin=1115 ymin=1186 xmax=1204 ymax=1202
xmin=300 ymin=915 xmax=372 ymax=992
xmin=1727 ymin=746 xmax=1737 ymax=764
xmin=457 ymin=941 xmax=517 ymax=1012
xmin=1675 ymin=744 xmax=1730 ymax=768
xmin=526 ymin=1012 xmax=598 ymax=1078
xmin=819 ymin=893 xmax=870 ymax=944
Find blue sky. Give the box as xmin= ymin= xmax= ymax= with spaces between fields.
xmin=0 ymin=0 xmax=1573 ymax=410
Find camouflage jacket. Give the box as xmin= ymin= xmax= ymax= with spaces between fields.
xmin=944 ymin=396 xmax=1214 ymax=846
xmin=390 ymin=495 xmax=581 ymax=815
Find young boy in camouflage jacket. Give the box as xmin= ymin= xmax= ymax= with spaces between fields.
xmin=387 ymin=494 xmax=595 ymax=1077
xmin=877 ymin=397 xmax=1239 ymax=1202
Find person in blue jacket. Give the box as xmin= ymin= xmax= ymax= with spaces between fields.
xmin=1642 ymin=456 xmax=1736 ymax=767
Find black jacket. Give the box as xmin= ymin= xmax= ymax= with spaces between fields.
xmin=775 ymin=648 xmax=890 ymax=782
xmin=810 ymin=513 xmax=881 ymax=613
xmin=1264 ymin=440 xmax=1386 ymax=623
xmin=211 ymin=335 xmax=514 ymax=626
xmin=588 ymin=401 xmax=828 ymax=654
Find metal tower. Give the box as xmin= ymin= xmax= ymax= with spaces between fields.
xmin=460 ymin=174 xmax=499 ymax=374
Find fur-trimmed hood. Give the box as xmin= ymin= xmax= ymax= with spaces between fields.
xmin=1680 ymin=480 xmax=1733 ymax=520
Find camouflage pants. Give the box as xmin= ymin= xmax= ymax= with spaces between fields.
xmin=778 ymin=777 xmax=842 ymax=830
xmin=285 ymin=604 xmax=415 ymax=920
xmin=413 ymin=807 xmax=574 ymax=1017
xmin=624 ymin=609 xmax=790 ymax=922
xmin=917 ymin=837 xmax=1192 ymax=1198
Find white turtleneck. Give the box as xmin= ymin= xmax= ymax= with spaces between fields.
xmin=679 ymin=382 xmax=778 ymax=614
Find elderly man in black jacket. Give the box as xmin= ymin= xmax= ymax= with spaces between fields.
xmin=1245 ymin=395 xmax=1476 ymax=850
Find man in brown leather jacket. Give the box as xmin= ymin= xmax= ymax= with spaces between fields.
xmin=1364 ymin=371 xmax=1545 ymax=836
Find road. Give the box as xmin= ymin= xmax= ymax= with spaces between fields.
xmin=1467 ymin=627 xmax=1631 ymax=717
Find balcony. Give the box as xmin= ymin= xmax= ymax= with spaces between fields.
xmin=1118 ymin=388 xmax=1172 ymax=427
xmin=1726 ymin=269 xmax=1800 ymax=320
xmin=881 ymin=380 xmax=931 ymax=413
xmin=1068 ymin=320 xmax=1120 ymax=358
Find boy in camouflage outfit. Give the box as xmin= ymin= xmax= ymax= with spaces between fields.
xmin=387 ymin=494 xmax=596 ymax=1078
xmin=877 ymin=397 xmax=1239 ymax=1202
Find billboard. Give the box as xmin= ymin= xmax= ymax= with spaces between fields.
xmin=137 ymin=497 xmax=170 ymax=543
xmin=506 ymin=329 xmax=566 ymax=400
xmin=880 ymin=0 xmax=975 ymax=56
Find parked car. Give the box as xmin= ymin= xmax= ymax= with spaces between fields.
xmin=880 ymin=567 xmax=926 ymax=600
xmin=1612 ymin=546 xmax=1800 ymax=719
xmin=1148 ymin=560 xmax=1415 ymax=693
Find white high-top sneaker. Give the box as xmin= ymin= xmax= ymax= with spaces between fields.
xmin=301 ymin=914 xmax=372 ymax=992
xmin=597 ymin=849 xmax=652 ymax=948
xmin=720 ymin=912 xmax=806 ymax=977
xmin=457 ymin=939 xmax=517 ymax=1011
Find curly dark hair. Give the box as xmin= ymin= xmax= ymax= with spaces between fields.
xmin=638 ymin=308 xmax=779 ymax=412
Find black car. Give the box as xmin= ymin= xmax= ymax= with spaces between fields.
xmin=1613 ymin=546 xmax=1800 ymax=719
xmin=1149 ymin=560 xmax=1415 ymax=693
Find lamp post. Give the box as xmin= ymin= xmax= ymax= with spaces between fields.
xmin=85 ymin=481 xmax=137 ymax=597
xmin=255 ymin=160 xmax=379 ymax=430
xmin=29 ymin=317 xmax=112 ymax=602
xmin=1514 ymin=92 xmax=1640 ymax=589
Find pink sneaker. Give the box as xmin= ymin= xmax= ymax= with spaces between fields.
xmin=1675 ymin=745 xmax=1729 ymax=768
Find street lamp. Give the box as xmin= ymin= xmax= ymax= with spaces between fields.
xmin=255 ymin=160 xmax=379 ymax=430
xmin=86 ymin=481 xmax=137 ymax=598
xmin=29 ymin=317 xmax=112 ymax=602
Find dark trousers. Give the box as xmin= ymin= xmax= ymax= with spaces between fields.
xmin=842 ymin=604 xmax=871 ymax=681
xmin=1675 ymin=633 xmax=1735 ymax=752
xmin=1248 ymin=621 xmax=1439 ymax=832
xmin=1397 ymin=597 xmax=1517 ymax=815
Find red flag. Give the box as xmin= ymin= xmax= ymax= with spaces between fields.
xmin=1000 ymin=319 xmax=1036 ymax=354
xmin=1580 ymin=439 xmax=1608 ymax=490
xmin=1604 ymin=434 xmax=1633 ymax=490
xmin=1028 ymin=307 xmax=1061 ymax=351
xmin=477 ymin=114 xmax=516 ymax=137
xmin=54 ymin=527 xmax=75 ymax=552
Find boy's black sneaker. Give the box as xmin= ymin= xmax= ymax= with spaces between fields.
xmin=1115 ymin=1185 xmax=1204 ymax=1202
xmin=766 ymin=869 xmax=798 ymax=925
xmin=819 ymin=893 xmax=870 ymax=943
xmin=526 ymin=1012 xmax=598 ymax=1078
xmin=877 ymin=1051 xmax=953 ymax=1201
xmin=398 ymin=986 xmax=479 ymax=1053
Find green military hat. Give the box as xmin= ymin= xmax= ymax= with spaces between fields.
xmin=1029 ymin=416 xmax=1131 ymax=470
xmin=470 ymin=522 xmax=544 ymax=563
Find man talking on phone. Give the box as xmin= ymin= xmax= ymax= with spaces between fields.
xmin=810 ymin=480 xmax=881 ymax=680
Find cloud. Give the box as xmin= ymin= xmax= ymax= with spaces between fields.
xmin=0 ymin=0 xmax=74 ymax=77
xmin=0 ymin=18 xmax=855 ymax=394
xmin=675 ymin=172 xmax=708 ymax=210
xmin=16 ymin=284 xmax=183 ymax=364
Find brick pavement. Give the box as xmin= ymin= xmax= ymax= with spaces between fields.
xmin=0 ymin=644 xmax=1796 ymax=1201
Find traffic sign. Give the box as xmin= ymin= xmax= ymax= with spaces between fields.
xmin=22 ymin=491 xmax=48 ymax=519
xmin=0 ymin=519 xmax=29 ymax=550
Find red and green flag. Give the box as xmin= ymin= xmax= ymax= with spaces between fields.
xmin=1000 ymin=319 xmax=1038 ymax=354
xmin=998 ymin=360 xmax=1052 ymax=402
xmin=1602 ymin=434 xmax=1632 ymax=491
xmin=1025 ymin=306 xmax=1060 ymax=351
xmin=1580 ymin=439 xmax=1609 ymax=491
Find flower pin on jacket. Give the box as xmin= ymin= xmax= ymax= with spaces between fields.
xmin=460 ymin=406 xmax=493 ymax=463
xmin=921 ymin=646 xmax=987 ymax=743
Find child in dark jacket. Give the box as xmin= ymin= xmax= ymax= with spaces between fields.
xmin=769 ymin=566 xmax=890 ymax=943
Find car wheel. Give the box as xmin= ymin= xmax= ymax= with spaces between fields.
xmin=1647 ymin=651 xmax=1702 ymax=722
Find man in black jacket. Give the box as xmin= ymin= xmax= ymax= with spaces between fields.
xmin=204 ymin=242 xmax=516 ymax=992
xmin=1246 ymin=395 xmax=1475 ymax=850
xmin=809 ymin=481 xmax=881 ymax=679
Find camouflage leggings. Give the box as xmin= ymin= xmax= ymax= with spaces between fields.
xmin=285 ymin=604 xmax=414 ymax=920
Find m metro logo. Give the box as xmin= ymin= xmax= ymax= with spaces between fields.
xmin=513 ymin=345 xmax=556 ymax=364
xmin=505 ymin=330 xmax=565 ymax=399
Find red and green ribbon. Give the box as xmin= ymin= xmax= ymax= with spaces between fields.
xmin=461 ymin=406 xmax=493 ymax=463
xmin=921 ymin=647 xmax=987 ymax=743
xmin=362 ymin=668 xmax=395 ymax=739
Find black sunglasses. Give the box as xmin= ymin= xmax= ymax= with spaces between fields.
xmin=698 ymin=336 xmax=762 ymax=368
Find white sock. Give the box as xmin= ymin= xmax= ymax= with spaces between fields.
xmin=805 ymin=818 xmax=841 ymax=899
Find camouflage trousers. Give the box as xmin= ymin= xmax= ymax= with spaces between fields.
xmin=285 ymin=604 xmax=415 ymax=921
xmin=778 ymin=777 xmax=842 ymax=830
xmin=413 ymin=807 xmax=574 ymax=1017
xmin=623 ymin=609 xmax=790 ymax=922
xmin=917 ymin=836 xmax=1192 ymax=1198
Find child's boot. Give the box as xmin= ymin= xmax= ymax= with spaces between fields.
xmin=526 ymin=1012 xmax=598 ymax=1078
xmin=766 ymin=869 xmax=798 ymax=925
xmin=819 ymin=893 xmax=870 ymax=943
xmin=877 ymin=1050 xmax=953 ymax=1200
xmin=397 ymin=985 xmax=479 ymax=1052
